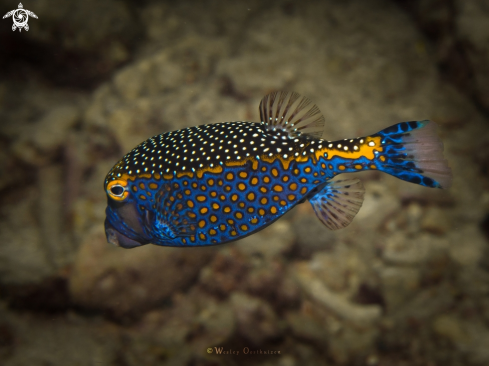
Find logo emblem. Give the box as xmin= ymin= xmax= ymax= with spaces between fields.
xmin=3 ymin=3 xmax=37 ymax=32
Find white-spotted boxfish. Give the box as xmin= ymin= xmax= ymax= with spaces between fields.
xmin=104 ymin=91 xmax=452 ymax=248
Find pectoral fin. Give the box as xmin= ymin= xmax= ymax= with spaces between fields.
xmin=151 ymin=183 xmax=197 ymax=240
xmin=309 ymin=179 xmax=365 ymax=230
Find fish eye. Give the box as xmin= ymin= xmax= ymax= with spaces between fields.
xmin=110 ymin=185 xmax=125 ymax=196
xmin=106 ymin=180 xmax=129 ymax=201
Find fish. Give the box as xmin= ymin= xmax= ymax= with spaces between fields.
xmin=104 ymin=91 xmax=452 ymax=248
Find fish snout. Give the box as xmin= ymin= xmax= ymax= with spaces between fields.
xmin=105 ymin=222 xmax=143 ymax=249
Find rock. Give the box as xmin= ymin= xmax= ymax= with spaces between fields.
xmin=0 ymin=187 xmax=54 ymax=284
xmin=382 ymin=233 xmax=449 ymax=266
xmin=432 ymin=314 xmax=470 ymax=344
xmin=12 ymin=105 xmax=80 ymax=165
xmin=38 ymin=164 xmax=76 ymax=269
xmin=199 ymin=247 xmax=249 ymax=298
xmin=291 ymin=206 xmax=337 ymax=257
xmin=235 ymin=219 xmax=295 ymax=259
xmin=139 ymin=289 xmax=236 ymax=354
xmin=405 ymin=202 xmax=423 ymax=235
xmin=307 ymin=246 xmax=370 ymax=296
xmin=69 ymin=227 xmax=214 ymax=317
xmin=244 ymin=260 xmax=301 ymax=310
xmin=293 ymin=262 xmax=382 ymax=325
xmin=448 ymin=225 xmax=486 ymax=267
xmin=354 ymin=182 xmax=401 ymax=231
xmin=285 ymin=307 xmax=329 ymax=345
xmin=0 ymin=309 xmax=117 ymax=366
xmin=420 ymin=206 xmax=451 ymax=235
xmin=230 ymin=292 xmax=285 ymax=346
xmin=380 ymin=266 xmax=421 ymax=313
xmin=456 ymin=0 xmax=489 ymax=111
xmin=327 ymin=324 xmax=379 ymax=365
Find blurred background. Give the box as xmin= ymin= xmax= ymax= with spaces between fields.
xmin=1 ymin=0 xmax=489 ymax=365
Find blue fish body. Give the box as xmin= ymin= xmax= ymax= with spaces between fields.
xmin=104 ymin=92 xmax=451 ymax=248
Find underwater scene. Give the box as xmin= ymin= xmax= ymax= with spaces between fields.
xmin=1 ymin=0 xmax=489 ymax=365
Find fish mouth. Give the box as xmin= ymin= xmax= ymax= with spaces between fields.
xmin=105 ymin=220 xmax=144 ymax=249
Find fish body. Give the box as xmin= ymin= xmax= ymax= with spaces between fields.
xmin=104 ymin=92 xmax=451 ymax=248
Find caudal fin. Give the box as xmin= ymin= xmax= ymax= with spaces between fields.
xmin=374 ymin=120 xmax=452 ymax=189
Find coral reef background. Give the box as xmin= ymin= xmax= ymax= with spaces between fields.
xmin=1 ymin=0 xmax=489 ymax=365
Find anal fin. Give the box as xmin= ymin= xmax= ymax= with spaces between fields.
xmin=309 ymin=179 xmax=365 ymax=230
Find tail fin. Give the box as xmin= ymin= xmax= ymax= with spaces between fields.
xmin=374 ymin=120 xmax=452 ymax=189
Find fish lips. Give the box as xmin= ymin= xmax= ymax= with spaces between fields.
xmin=104 ymin=219 xmax=144 ymax=249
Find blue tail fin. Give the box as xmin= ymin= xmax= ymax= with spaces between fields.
xmin=373 ymin=120 xmax=452 ymax=189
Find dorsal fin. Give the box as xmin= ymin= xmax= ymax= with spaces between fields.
xmin=259 ymin=91 xmax=325 ymax=138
